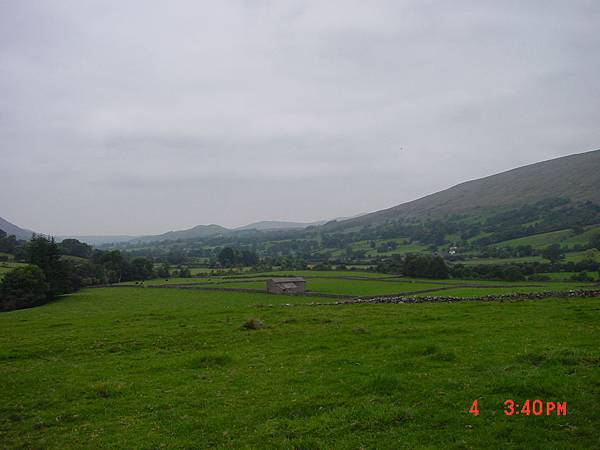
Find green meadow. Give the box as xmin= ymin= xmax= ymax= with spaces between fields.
xmin=119 ymin=270 xmax=596 ymax=299
xmin=0 ymin=261 xmax=27 ymax=279
xmin=1 ymin=281 xmax=599 ymax=449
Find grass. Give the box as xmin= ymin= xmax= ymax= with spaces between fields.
xmin=413 ymin=286 xmax=577 ymax=298
xmin=0 ymin=261 xmax=28 ymax=279
xmin=346 ymin=238 xmax=429 ymax=257
xmin=495 ymin=229 xmax=576 ymax=249
xmin=541 ymin=272 xmax=599 ymax=282
xmin=120 ymin=270 xmax=596 ymax=298
xmin=494 ymin=227 xmax=600 ymax=250
xmin=215 ymin=278 xmax=445 ymax=296
xmin=0 ymin=286 xmax=599 ymax=449
xmin=461 ymin=250 xmax=600 ymax=265
xmin=0 ymin=252 xmax=15 ymax=261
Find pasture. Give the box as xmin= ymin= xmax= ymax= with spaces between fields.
xmin=118 ymin=270 xmax=597 ymax=299
xmin=1 ymin=279 xmax=599 ymax=449
xmin=0 ymin=261 xmax=27 ymax=279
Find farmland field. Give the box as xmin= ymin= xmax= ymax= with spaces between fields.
xmin=0 ymin=262 xmax=28 ymax=279
xmin=118 ymin=270 xmax=597 ymax=299
xmin=1 ymin=282 xmax=599 ymax=449
xmin=460 ymin=250 xmax=600 ymax=265
xmin=494 ymin=227 xmax=600 ymax=249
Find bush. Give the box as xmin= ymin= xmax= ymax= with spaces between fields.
xmin=570 ymin=271 xmax=593 ymax=282
xmin=177 ymin=266 xmax=192 ymax=278
xmin=0 ymin=265 xmax=49 ymax=311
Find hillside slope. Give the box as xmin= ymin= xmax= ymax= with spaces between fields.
xmin=234 ymin=220 xmax=324 ymax=231
xmin=335 ymin=149 xmax=600 ymax=228
xmin=0 ymin=216 xmax=35 ymax=240
xmin=136 ymin=224 xmax=230 ymax=243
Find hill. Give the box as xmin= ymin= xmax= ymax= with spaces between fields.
xmin=136 ymin=214 xmax=366 ymax=243
xmin=332 ymin=149 xmax=600 ymax=229
xmin=134 ymin=222 xmax=319 ymax=243
xmin=56 ymin=235 xmax=138 ymax=245
xmin=135 ymin=224 xmax=230 ymax=243
xmin=0 ymin=216 xmax=35 ymax=240
xmin=234 ymin=220 xmax=325 ymax=231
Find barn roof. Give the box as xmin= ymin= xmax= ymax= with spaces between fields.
xmin=269 ymin=277 xmax=305 ymax=283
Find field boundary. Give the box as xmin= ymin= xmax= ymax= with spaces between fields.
xmin=94 ymin=283 xmax=356 ymax=299
xmin=306 ymin=289 xmax=600 ymax=306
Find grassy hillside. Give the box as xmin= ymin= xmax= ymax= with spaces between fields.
xmin=137 ymin=224 xmax=230 ymax=243
xmin=495 ymin=227 xmax=600 ymax=250
xmin=332 ymin=149 xmax=600 ymax=228
xmin=1 ymin=287 xmax=598 ymax=449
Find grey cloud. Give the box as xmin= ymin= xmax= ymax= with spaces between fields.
xmin=1 ymin=0 xmax=599 ymax=234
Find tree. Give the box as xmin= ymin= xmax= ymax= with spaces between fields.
xmin=166 ymin=248 xmax=185 ymax=265
xmin=240 ymin=249 xmax=259 ymax=266
xmin=58 ymin=238 xmax=93 ymax=258
xmin=28 ymin=235 xmax=72 ymax=295
xmin=157 ymin=263 xmax=170 ymax=278
xmin=98 ymin=250 xmax=125 ymax=283
xmin=0 ymin=230 xmax=20 ymax=254
xmin=571 ymin=271 xmax=593 ymax=282
xmin=177 ymin=266 xmax=191 ymax=278
xmin=128 ymin=257 xmax=154 ymax=280
xmin=218 ymin=247 xmax=235 ymax=267
xmin=503 ymin=265 xmax=525 ymax=281
xmin=0 ymin=265 xmax=48 ymax=311
xmin=589 ymin=234 xmax=600 ymax=251
xmin=540 ymin=244 xmax=565 ymax=263
xmin=428 ymin=256 xmax=449 ymax=279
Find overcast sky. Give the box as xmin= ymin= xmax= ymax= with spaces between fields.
xmin=1 ymin=1 xmax=599 ymax=235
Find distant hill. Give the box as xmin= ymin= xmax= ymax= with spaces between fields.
xmin=135 ymin=214 xmax=367 ymax=243
xmin=134 ymin=221 xmax=322 ymax=243
xmin=56 ymin=235 xmax=138 ymax=245
xmin=234 ymin=220 xmax=326 ymax=231
xmin=135 ymin=224 xmax=230 ymax=243
xmin=0 ymin=216 xmax=36 ymax=240
xmin=330 ymin=149 xmax=600 ymax=229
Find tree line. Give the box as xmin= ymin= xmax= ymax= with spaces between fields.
xmin=1 ymin=235 xmax=159 ymax=311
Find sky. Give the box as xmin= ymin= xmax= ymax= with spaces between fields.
xmin=1 ymin=0 xmax=599 ymax=235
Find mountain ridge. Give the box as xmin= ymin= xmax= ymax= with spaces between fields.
xmin=4 ymin=149 xmax=599 ymax=245
xmin=327 ymin=148 xmax=600 ymax=230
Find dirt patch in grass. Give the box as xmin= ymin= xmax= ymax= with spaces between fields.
xmin=241 ymin=318 xmax=266 ymax=330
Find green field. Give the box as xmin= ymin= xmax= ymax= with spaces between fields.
xmin=118 ymin=270 xmax=596 ymax=300
xmin=541 ymin=272 xmax=599 ymax=282
xmin=208 ymin=278 xmax=445 ymax=297
xmin=1 ymin=286 xmax=599 ymax=449
xmin=495 ymin=227 xmax=600 ymax=250
xmin=0 ymin=262 xmax=28 ymax=279
xmin=461 ymin=250 xmax=600 ymax=266
xmin=0 ymin=252 xmax=15 ymax=261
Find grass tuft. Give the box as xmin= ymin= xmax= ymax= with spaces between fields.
xmin=91 ymin=381 xmax=123 ymax=398
xmin=366 ymin=374 xmax=405 ymax=395
xmin=241 ymin=318 xmax=265 ymax=330
xmin=189 ymin=354 xmax=233 ymax=369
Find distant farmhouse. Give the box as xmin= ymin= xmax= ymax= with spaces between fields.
xmin=266 ymin=277 xmax=306 ymax=294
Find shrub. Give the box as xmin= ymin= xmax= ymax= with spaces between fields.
xmin=570 ymin=271 xmax=593 ymax=282
xmin=0 ymin=265 xmax=49 ymax=311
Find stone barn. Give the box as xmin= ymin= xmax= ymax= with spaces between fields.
xmin=266 ymin=277 xmax=306 ymax=294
